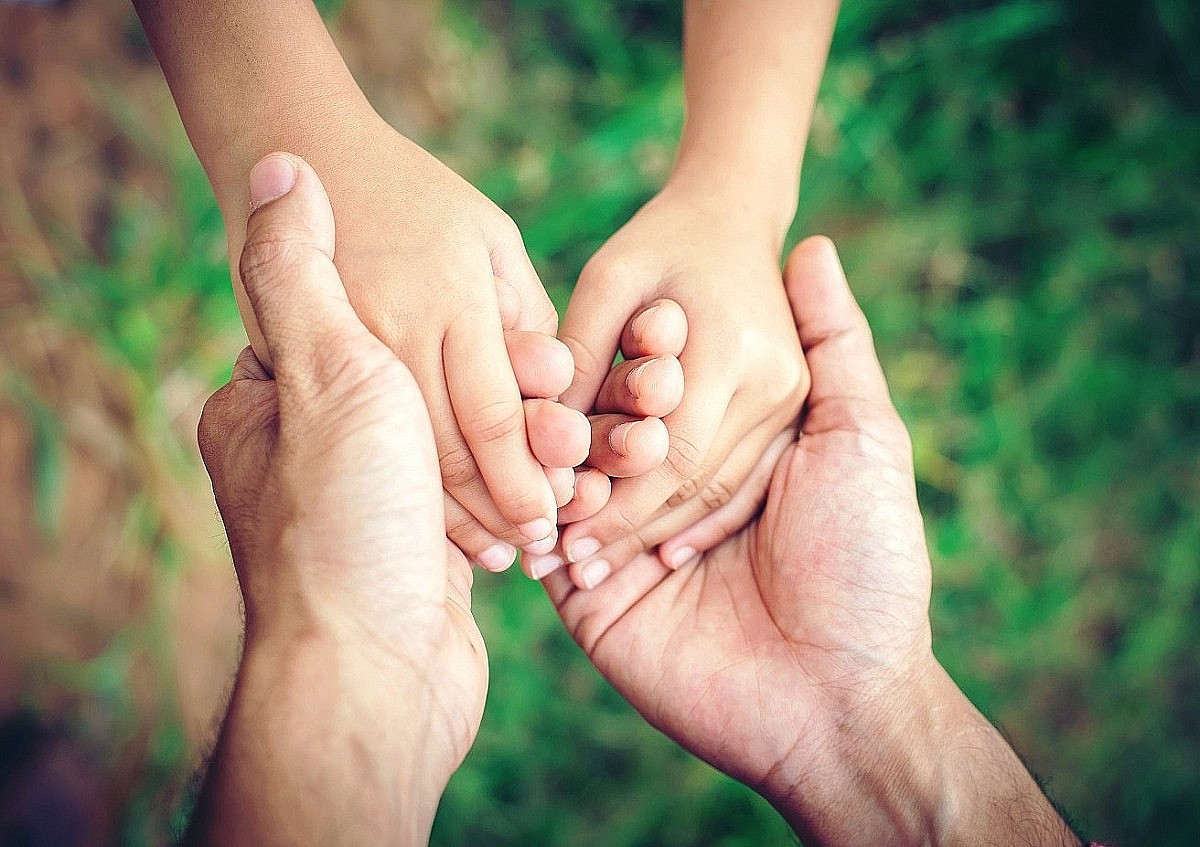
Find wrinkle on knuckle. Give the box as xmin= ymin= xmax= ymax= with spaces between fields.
xmin=462 ymin=399 xmax=525 ymax=447
xmin=699 ymin=477 xmax=734 ymax=513
xmin=663 ymin=433 xmax=702 ymax=489
xmin=439 ymin=443 xmax=479 ymax=491
xmin=196 ymin=389 xmax=234 ymax=469
xmin=444 ymin=509 xmax=478 ymax=543
xmin=238 ymin=228 xmax=313 ymax=294
xmin=558 ymin=332 xmax=603 ymax=381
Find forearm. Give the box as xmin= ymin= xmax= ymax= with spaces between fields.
xmin=669 ymin=0 xmax=839 ymax=242
xmin=131 ymin=0 xmax=378 ymax=223
xmin=185 ymin=630 xmax=447 ymax=846
xmin=772 ymin=663 xmax=1082 ymax=847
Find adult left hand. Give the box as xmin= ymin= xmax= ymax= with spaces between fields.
xmin=557 ymin=183 xmax=810 ymax=588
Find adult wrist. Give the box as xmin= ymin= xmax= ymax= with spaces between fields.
xmin=225 ymin=622 xmax=453 ymax=840
xmin=765 ymin=659 xmax=1082 ymax=847
xmin=761 ymin=656 xmax=955 ymax=847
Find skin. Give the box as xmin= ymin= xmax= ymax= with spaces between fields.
xmin=557 ymin=0 xmax=841 ymax=588
xmin=546 ymin=237 xmax=1084 ymax=847
xmin=130 ymin=0 xmax=675 ymax=571
xmin=187 ymin=154 xmax=486 ymax=845
xmin=191 ymin=156 xmax=1087 ymax=845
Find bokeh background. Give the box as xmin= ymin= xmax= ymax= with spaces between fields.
xmin=1 ymin=0 xmax=1197 ymax=844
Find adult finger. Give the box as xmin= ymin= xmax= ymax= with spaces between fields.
xmin=566 ymin=418 xmax=773 ymax=588
xmin=560 ymin=378 xmax=731 ymax=563
xmin=784 ymin=236 xmax=894 ymax=414
xmin=657 ymin=429 xmax=794 ymax=569
xmin=238 ymin=152 xmax=374 ymax=388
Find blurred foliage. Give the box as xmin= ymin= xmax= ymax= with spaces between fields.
xmin=32 ymin=0 xmax=1198 ymax=843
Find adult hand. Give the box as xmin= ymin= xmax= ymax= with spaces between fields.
xmin=189 ymin=154 xmax=486 ymax=845
xmin=547 ymin=237 xmax=1082 ymax=846
xmin=557 ymin=183 xmax=810 ymax=588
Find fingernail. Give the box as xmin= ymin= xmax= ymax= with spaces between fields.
xmin=519 ymin=517 xmax=554 ymax=543
xmin=523 ymin=528 xmax=558 ymax=557
xmin=526 ymin=552 xmax=564 ymax=580
xmin=625 ymin=361 xmax=652 ymax=399
xmin=608 ymin=421 xmax=637 ymax=457
xmin=581 ymin=559 xmax=611 ymax=590
xmin=249 ymin=154 xmax=298 ymax=210
xmin=666 ymin=546 xmax=696 ymax=570
xmin=567 ymin=536 xmax=601 ymax=563
xmin=478 ymin=543 xmax=516 ymax=572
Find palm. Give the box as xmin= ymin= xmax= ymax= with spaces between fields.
xmin=548 ymin=237 xmax=933 ymax=795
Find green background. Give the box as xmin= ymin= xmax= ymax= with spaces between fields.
xmin=30 ymin=0 xmax=1200 ymax=844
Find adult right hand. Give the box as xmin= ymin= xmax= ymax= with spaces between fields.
xmin=546 ymin=237 xmax=1082 ymax=846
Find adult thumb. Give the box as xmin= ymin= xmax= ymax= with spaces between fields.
xmin=237 ymin=152 xmax=365 ymax=380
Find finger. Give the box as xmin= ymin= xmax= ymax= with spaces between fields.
xmin=428 ymin=361 xmax=561 ymax=554
xmin=593 ymin=354 xmax=685 ymax=418
xmin=525 ymin=398 xmax=591 ymax=469
xmin=584 ymin=414 xmax=670 ymax=479
xmin=558 ymin=264 xmax=642 ymax=413
xmin=506 ymin=330 xmax=574 ymax=399
xmin=547 ymin=465 xmax=576 ymax=508
xmin=444 ymin=308 xmax=558 ymax=545
xmin=556 ymin=467 xmax=611 ymax=525
xmin=620 ymin=298 xmax=688 ymax=359
xmin=443 ymin=493 xmax=517 ymax=573
xmin=785 ymin=236 xmax=893 ymax=411
xmin=238 ymin=152 xmax=372 ymax=383
xmin=523 ymin=467 xmax=613 ymax=578
xmin=230 ymin=346 xmax=271 ymax=382
xmin=657 ymin=429 xmax=794 ymax=568
xmin=566 ymin=421 xmax=775 ymax=589
xmin=560 ymin=380 xmax=731 ymax=563
xmin=490 ymin=224 xmax=559 ymax=335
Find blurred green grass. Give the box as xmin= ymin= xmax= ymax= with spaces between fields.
xmin=44 ymin=0 xmax=1199 ymax=843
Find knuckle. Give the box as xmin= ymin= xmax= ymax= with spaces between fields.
xmin=196 ymin=387 xmax=233 ymax=469
xmin=238 ymin=227 xmax=312 ymax=293
xmin=444 ymin=505 xmax=480 ymax=545
xmin=558 ymin=332 xmax=603 ymax=380
xmin=439 ymin=443 xmax=480 ymax=491
xmin=699 ymin=477 xmax=734 ymax=513
xmin=662 ymin=433 xmax=702 ymax=489
xmin=580 ymin=254 xmax=639 ymax=291
xmin=462 ymin=400 xmax=525 ymax=446
xmin=493 ymin=210 xmax=524 ymax=245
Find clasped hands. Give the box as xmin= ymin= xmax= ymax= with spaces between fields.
xmin=188 ymin=154 xmax=977 ymax=846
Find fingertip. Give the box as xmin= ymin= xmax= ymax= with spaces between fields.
xmin=626 ymin=356 xmax=684 ymax=417
xmin=526 ymin=399 xmax=591 ymax=468
xmin=556 ymin=467 xmax=611 ymax=525
xmin=625 ymin=298 xmax=688 ymax=358
xmin=547 ymin=465 xmax=576 ymax=508
xmin=609 ymin=416 xmax=668 ymax=466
